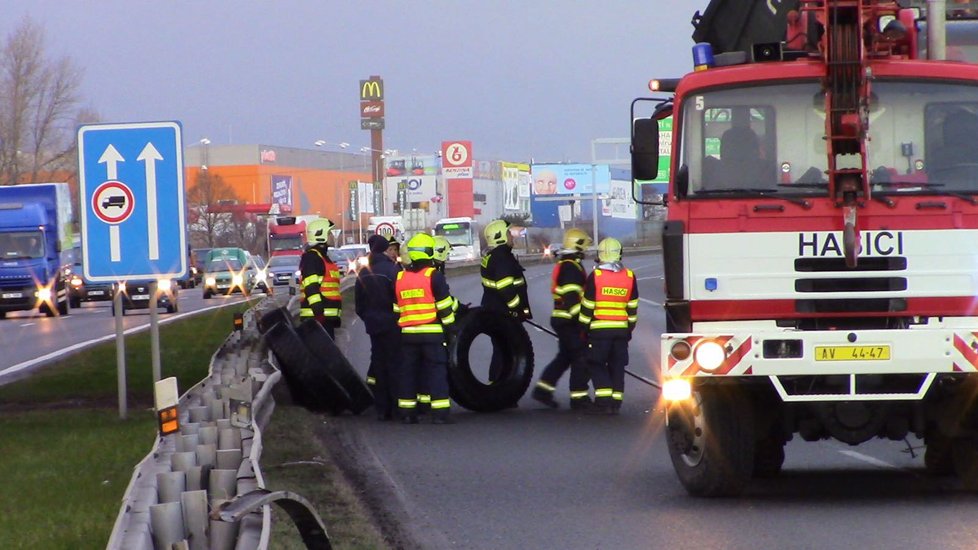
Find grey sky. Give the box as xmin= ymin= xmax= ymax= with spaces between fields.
xmin=5 ymin=1 xmax=707 ymax=164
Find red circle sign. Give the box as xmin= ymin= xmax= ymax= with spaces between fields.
xmin=375 ymin=222 xmax=395 ymax=236
xmin=92 ymin=181 xmax=135 ymax=224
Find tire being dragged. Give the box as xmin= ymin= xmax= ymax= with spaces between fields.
xmin=448 ymin=307 xmax=534 ymax=412
xmin=264 ymin=321 xmax=351 ymax=415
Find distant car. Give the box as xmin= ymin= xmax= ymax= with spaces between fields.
xmin=191 ymin=248 xmax=212 ymax=285
xmin=66 ymin=262 xmax=113 ymax=308
xmin=247 ymin=255 xmax=270 ymax=293
xmin=202 ymin=257 xmax=252 ymax=299
xmin=113 ymin=278 xmax=178 ymax=315
xmin=266 ymin=255 xmax=301 ymax=287
xmin=338 ymin=244 xmax=370 ymax=274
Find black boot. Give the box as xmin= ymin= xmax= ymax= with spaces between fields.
xmin=431 ymin=410 xmax=455 ymax=425
xmin=531 ymin=387 xmax=559 ymax=409
xmin=570 ymin=398 xmax=595 ymax=411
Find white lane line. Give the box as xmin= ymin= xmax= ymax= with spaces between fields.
xmin=636 ymin=276 xmax=662 ymax=281
xmin=19 ymin=322 xmax=36 ymax=327
xmin=838 ymin=450 xmax=900 ymax=470
xmin=639 ymin=298 xmax=661 ymax=306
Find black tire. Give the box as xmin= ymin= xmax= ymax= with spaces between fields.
xmin=166 ymin=301 xmax=177 ymax=314
xmin=952 ymin=437 xmax=978 ymax=489
xmin=203 ymin=291 xmax=212 ymax=300
xmin=57 ymin=296 xmax=68 ymax=316
xmin=924 ymin=431 xmax=956 ymax=477
xmin=665 ymin=387 xmax=755 ymax=497
xmin=752 ymin=437 xmax=785 ymax=478
xmin=69 ymin=296 xmax=81 ymax=309
xmin=265 ymin=321 xmax=351 ymax=414
xmin=257 ymin=307 xmax=293 ymax=334
xmin=295 ymin=320 xmax=374 ymax=415
xmin=0 ymin=310 xmax=6 ymax=319
xmin=448 ymin=307 xmax=534 ymax=412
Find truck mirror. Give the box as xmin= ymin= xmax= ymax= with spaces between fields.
xmin=632 ymin=118 xmax=660 ymax=181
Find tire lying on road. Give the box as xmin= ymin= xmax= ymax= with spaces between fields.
xmin=257 ymin=306 xmax=293 ymax=335
xmin=295 ymin=320 xmax=374 ymax=415
xmin=448 ymin=307 xmax=535 ymax=412
xmin=264 ymin=320 xmax=351 ymax=415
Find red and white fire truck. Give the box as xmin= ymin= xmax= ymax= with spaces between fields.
xmin=633 ymin=0 xmax=978 ymax=495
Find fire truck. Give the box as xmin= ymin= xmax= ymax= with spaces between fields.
xmin=633 ymin=0 xmax=978 ymax=495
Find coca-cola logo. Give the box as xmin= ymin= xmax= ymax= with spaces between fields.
xmin=363 ymin=105 xmax=381 ymax=113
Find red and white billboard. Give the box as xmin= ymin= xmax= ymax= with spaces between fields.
xmin=441 ymin=140 xmax=473 ymax=179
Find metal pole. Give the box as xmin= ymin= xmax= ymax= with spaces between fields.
xmin=591 ymin=164 xmax=599 ymax=242
xmin=149 ymin=281 xmax=161 ymax=383
xmin=114 ymin=286 xmax=127 ymax=419
xmin=928 ymin=0 xmax=947 ymax=60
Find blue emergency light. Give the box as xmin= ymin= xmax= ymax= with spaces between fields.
xmin=693 ymin=43 xmax=715 ymax=72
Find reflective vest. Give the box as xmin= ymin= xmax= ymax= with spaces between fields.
xmin=299 ymin=249 xmax=342 ymax=319
xmin=551 ymin=259 xmax=584 ymax=321
xmin=395 ymin=267 xmax=447 ymax=334
xmin=585 ymin=268 xmax=634 ymax=330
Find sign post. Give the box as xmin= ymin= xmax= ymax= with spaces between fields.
xmin=78 ymin=121 xmax=187 ymax=419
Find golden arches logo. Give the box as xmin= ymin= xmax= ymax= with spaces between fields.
xmin=360 ymin=79 xmax=383 ymax=100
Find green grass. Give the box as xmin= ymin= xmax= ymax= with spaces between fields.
xmin=0 ymin=303 xmax=250 ymax=549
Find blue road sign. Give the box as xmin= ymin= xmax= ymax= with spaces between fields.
xmin=78 ymin=121 xmax=187 ymax=282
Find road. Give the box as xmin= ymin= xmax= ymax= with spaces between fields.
xmin=329 ymin=252 xmax=978 ymax=550
xmin=0 ymin=283 xmax=265 ymax=384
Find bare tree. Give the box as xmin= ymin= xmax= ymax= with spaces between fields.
xmin=187 ymin=170 xmax=240 ymax=247
xmin=0 ymin=16 xmax=90 ymax=186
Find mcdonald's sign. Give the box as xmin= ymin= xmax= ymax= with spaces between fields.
xmin=359 ymin=79 xmax=384 ymax=101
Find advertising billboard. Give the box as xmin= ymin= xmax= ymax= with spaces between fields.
xmin=501 ymin=161 xmax=529 ymax=211
xmin=271 ymin=175 xmax=292 ymax=213
xmin=531 ymin=163 xmax=611 ymax=195
xmin=441 ymin=140 xmax=473 ymax=179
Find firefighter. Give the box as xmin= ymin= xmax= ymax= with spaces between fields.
xmin=480 ymin=219 xmax=529 ymax=382
xmin=531 ymin=228 xmax=594 ymax=410
xmin=579 ymin=237 xmax=638 ymax=415
xmin=394 ymin=233 xmax=457 ymax=424
xmin=299 ymin=218 xmax=342 ymax=339
xmin=356 ymin=234 xmax=403 ymax=421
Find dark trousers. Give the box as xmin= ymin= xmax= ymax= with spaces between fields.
xmin=398 ymin=338 xmax=450 ymax=418
xmin=587 ymin=337 xmax=630 ymax=407
xmin=367 ymin=329 xmax=400 ymax=418
xmin=538 ymin=325 xmax=590 ymax=399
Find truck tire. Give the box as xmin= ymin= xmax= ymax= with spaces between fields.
xmin=665 ymin=387 xmax=754 ymax=497
xmin=265 ymin=321 xmax=351 ymax=415
xmin=924 ymin=431 xmax=955 ymax=476
xmin=448 ymin=307 xmax=535 ymax=412
xmin=258 ymin=307 xmax=293 ymax=334
xmin=295 ymin=320 xmax=374 ymax=415
xmin=752 ymin=436 xmax=785 ymax=478
xmin=952 ymin=437 xmax=978 ymax=489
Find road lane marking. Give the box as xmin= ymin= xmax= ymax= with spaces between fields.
xmin=639 ymin=298 xmax=661 ymax=306
xmin=838 ymin=450 xmax=900 ymax=470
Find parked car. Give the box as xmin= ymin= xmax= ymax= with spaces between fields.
xmin=66 ymin=261 xmax=114 ymax=308
xmin=266 ymin=255 xmax=301 ymax=288
xmin=202 ymin=257 xmax=252 ymax=298
xmin=112 ymin=278 xmax=178 ymax=315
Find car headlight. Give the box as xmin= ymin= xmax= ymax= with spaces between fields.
xmin=157 ymin=279 xmax=172 ymax=291
xmin=36 ymin=287 xmax=52 ymax=301
xmin=694 ymin=340 xmax=727 ymax=372
xmin=357 ymin=256 xmax=368 ymax=267
xmin=205 ymin=277 xmax=216 ymax=286
xmin=70 ymin=276 xmax=83 ymax=287
xmin=232 ymin=274 xmax=243 ymax=285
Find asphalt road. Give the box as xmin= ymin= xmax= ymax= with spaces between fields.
xmin=329 ymin=252 xmax=978 ymax=550
xmin=0 ymin=282 xmax=269 ymax=383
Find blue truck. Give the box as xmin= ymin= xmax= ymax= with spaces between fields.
xmin=0 ymin=183 xmax=74 ymax=318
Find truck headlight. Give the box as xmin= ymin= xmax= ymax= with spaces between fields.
xmin=662 ymin=379 xmax=692 ymax=401
xmin=694 ymin=340 xmax=727 ymax=372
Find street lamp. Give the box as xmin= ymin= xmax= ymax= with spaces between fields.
xmin=199 ymin=138 xmax=211 ymax=170
xmin=314 ymin=140 xmax=350 ymax=170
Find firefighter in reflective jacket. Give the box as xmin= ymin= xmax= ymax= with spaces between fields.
xmin=480 ymin=219 xmax=529 ymax=382
xmin=299 ymin=218 xmax=343 ymax=339
xmin=531 ymin=228 xmax=594 ymax=410
xmin=579 ymin=238 xmax=638 ymax=415
xmin=394 ymin=233 xmax=457 ymax=424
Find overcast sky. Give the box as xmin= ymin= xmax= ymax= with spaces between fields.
xmin=5 ymin=1 xmax=708 ymax=164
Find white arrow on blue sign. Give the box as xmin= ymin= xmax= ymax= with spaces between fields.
xmin=78 ymin=121 xmax=187 ymax=282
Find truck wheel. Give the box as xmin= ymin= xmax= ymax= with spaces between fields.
xmin=952 ymin=438 xmax=978 ymax=489
xmin=666 ymin=387 xmax=754 ymax=497
xmin=265 ymin=321 xmax=351 ymax=415
xmin=752 ymin=436 xmax=785 ymax=478
xmin=448 ymin=307 xmax=534 ymax=412
xmin=295 ymin=320 xmax=374 ymax=415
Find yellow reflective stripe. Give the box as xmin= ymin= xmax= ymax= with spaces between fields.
xmin=302 ymin=274 xmax=321 ymax=285
xmin=306 ymin=294 xmax=322 ymax=305
xmin=398 ymin=399 xmax=417 ymax=408
xmin=612 ymin=392 xmax=623 ymax=401
xmin=627 ymin=315 xmax=637 ymax=323
xmin=322 ymin=308 xmax=341 ymax=317
xmin=570 ymin=391 xmax=590 ymax=399
xmin=417 ymin=394 xmax=431 ymax=403
xmin=403 ymin=324 xmax=445 ymax=333
xmin=431 ymin=399 xmax=451 ymax=410
xmin=627 ymin=299 xmax=639 ymax=308
xmin=595 ymin=388 xmax=613 ymax=397
xmin=442 ymin=313 xmax=456 ymax=325
xmin=555 ymin=284 xmax=583 ymax=294
xmin=402 ymin=303 xmax=437 ymax=312
xmin=495 ymin=276 xmax=515 ymax=289
xmin=452 ymin=298 xmax=459 ymax=312
xmin=506 ymin=295 xmax=520 ymax=308
xmin=578 ymin=314 xmax=592 ymax=324
xmin=569 ymin=304 xmax=581 ymax=315
xmin=366 ymin=376 xmax=376 ymax=385
xmin=393 ymin=304 xmax=401 ymax=313
xmin=581 ymin=298 xmax=595 ymax=308
xmin=552 ymin=310 xmax=573 ymax=319
xmin=299 ymin=308 xmax=314 ymax=317
xmin=481 ymin=277 xmax=497 ymax=288
xmin=595 ymin=300 xmax=626 ymax=308
xmin=513 ymin=277 xmax=526 ymax=286
xmin=401 ymin=313 xmax=437 ymax=323
xmin=435 ymin=296 xmax=454 ymax=310
xmin=591 ymin=320 xmax=629 ymax=329
xmin=328 ymin=270 xmax=341 ymax=279
xmin=536 ymin=381 xmax=556 ymax=392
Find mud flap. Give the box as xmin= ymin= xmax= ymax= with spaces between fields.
xmin=295 ymin=320 xmax=374 ymax=415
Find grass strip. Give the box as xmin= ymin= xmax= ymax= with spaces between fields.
xmin=0 ymin=303 xmax=250 ymax=549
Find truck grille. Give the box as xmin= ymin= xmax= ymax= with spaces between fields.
xmin=793 ymin=256 xmax=907 ymax=314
